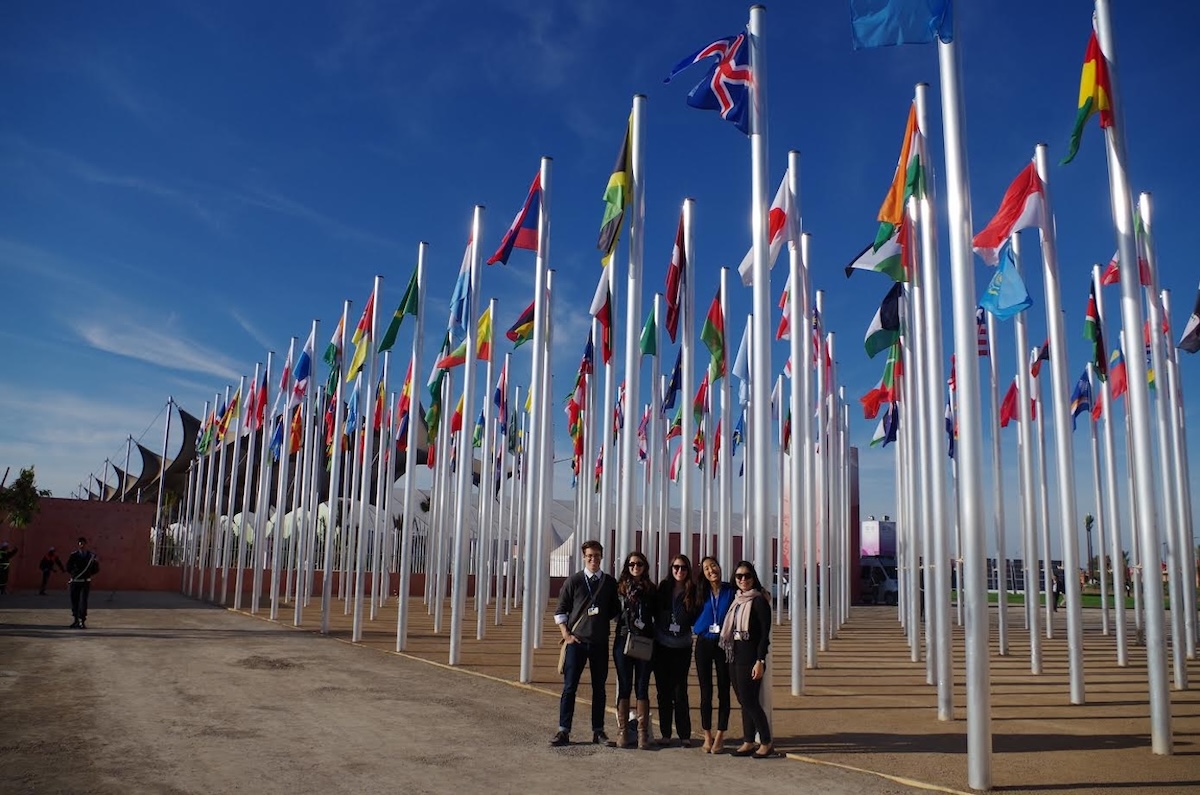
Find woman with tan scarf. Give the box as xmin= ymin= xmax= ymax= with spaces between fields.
xmin=719 ymin=560 xmax=775 ymax=758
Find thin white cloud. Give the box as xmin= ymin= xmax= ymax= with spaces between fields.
xmin=71 ymin=317 xmax=242 ymax=382
xmin=233 ymin=185 xmax=400 ymax=251
xmin=230 ymin=308 xmax=276 ymax=352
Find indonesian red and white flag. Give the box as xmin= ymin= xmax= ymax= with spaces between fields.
xmin=972 ymin=163 xmax=1045 ymax=265
xmin=738 ymin=168 xmax=798 ymax=285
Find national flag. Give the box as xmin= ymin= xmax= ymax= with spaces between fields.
xmin=845 ymin=221 xmax=910 ymax=282
xmin=874 ymin=102 xmax=926 ymax=249
xmin=999 ymin=378 xmax=1037 ymax=428
xmin=664 ymin=31 xmax=753 ymax=135
xmin=578 ymin=331 xmax=596 ymax=378
xmin=590 ymin=270 xmax=613 ymax=364
xmin=597 ymin=118 xmax=632 ymax=268
xmin=1030 ymin=339 xmax=1050 ymax=378
xmin=373 ymin=373 xmax=386 ymax=431
xmin=1178 ymin=283 xmax=1200 ymax=353
xmin=396 ymin=362 xmax=414 ymax=450
xmin=693 ymin=371 xmax=709 ymax=425
xmin=860 ymin=341 xmax=902 ymax=419
xmin=289 ymin=404 xmax=304 ymax=455
xmin=669 ymin=444 xmax=683 ymax=482
xmin=217 ymin=389 xmax=241 ymax=441
xmin=701 ymin=289 xmax=726 ymax=382
xmin=972 ymin=163 xmax=1046 ymax=265
xmin=639 ymin=308 xmax=657 ymax=356
xmin=865 ymin=282 xmax=904 ymax=358
xmin=472 ymin=408 xmax=485 ymax=448
xmin=979 ymin=241 xmax=1033 ymax=320
xmin=1069 ymin=369 xmax=1092 ymax=431
xmin=268 ymin=415 xmax=283 ymax=461
xmin=323 ymin=314 xmax=345 ymax=368
xmin=434 ymin=308 xmax=493 ymax=369
xmin=662 ymin=349 xmax=682 ymax=414
xmin=493 ymin=364 xmax=508 ymax=435
xmin=612 ymin=381 xmax=626 ymax=444
xmin=449 ymin=394 xmax=465 ymax=434
xmin=976 ymin=306 xmax=989 ymax=357
xmin=636 ymin=405 xmax=650 ymax=462
xmin=1084 ymin=282 xmax=1108 ymax=380
xmin=737 ymin=168 xmax=797 ymax=285
xmin=1061 ymin=30 xmax=1114 ymax=165
xmin=665 ymin=213 xmax=686 ymax=343
xmin=272 ymin=347 xmax=292 ymax=419
xmin=870 ymin=402 xmax=900 ymax=448
xmin=1101 ymin=250 xmax=1153 ymax=289
xmin=345 ymin=373 xmax=362 ymax=436
xmin=244 ymin=379 xmax=257 ymax=431
xmin=666 ymin=406 xmax=682 ymax=441
xmin=850 ymin=0 xmax=954 ymax=50
xmin=253 ymin=371 xmax=267 ymax=431
xmin=346 ymin=289 xmax=376 ymax=382
xmin=1108 ymin=347 xmax=1128 ymax=400
xmin=732 ymin=411 xmax=745 ymax=453
xmin=291 ymin=329 xmax=316 ymax=407
xmin=780 ymin=411 xmax=791 ymax=455
xmin=732 ymin=320 xmax=751 ymax=407
xmin=448 ymin=237 xmax=473 ymax=335
xmin=378 ymin=268 xmax=420 ymax=352
xmin=506 ymin=301 xmax=535 ymax=348
xmin=945 ymin=399 xmax=956 ymax=459
xmin=776 ymin=274 xmax=792 ymax=340
xmin=488 ymin=173 xmax=542 ymax=266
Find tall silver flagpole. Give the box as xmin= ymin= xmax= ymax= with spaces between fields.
xmin=936 ymin=14 xmax=992 ymax=787
xmin=1099 ymin=264 xmax=1123 ymax=662
xmin=1139 ymin=193 xmax=1192 ymax=681
xmin=1085 ymin=362 xmax=1110 ymax=636
xmin=323 ymin=302 xmax=349 ymax=635
xmin=788 ymin=218 xmax=805 ymax=692
xmin=449 ymin=207 xmax=484 ymax=665
xmin=270 ymin=346 xmax=294 ymax=620
xmin=1032 ymin=361 xmax=1054 ymax=638
xmin=535 ymin=269 xmax=556 ymax=646
xmin=234 ymin=369 xmax=258 ymax=610
xmin=251 ymin=353 xmax=273 ymax=614
xmin=985 ymin=311 xmax=1009 ymax=654
xmin=1160 ymin=288 xmax=1197 ymax=659
xmin=520 ymin=157 xmax=551 ymax=683
xmin=718 ymin=268 xmax=733 ymax=574
xmin=395 ymin=250 xmax=424 ymax=647
xmin=223 ymin=375 xmax=247 ymax=607
xmin=352 ymin=277 xmax=382 ymax=641
xmin=1094 ymin=0 xmax=1171 ymax=751
xmin=680 ymin=197 xmax=696 ymax=563
xmin=476 ymin=298 xmax=498 ymax=641
xmin=649 ymin=296 xmax=664 ymax=569
xmin=618 ymin=94 xmax=646 ymax=566
xmin=800 ymin=235 xmax=817 ymax=670
xmin=210 ymin=386 xmax=232 ymax=602
xmin=153 ymin=397 xmax=173 ymax=563
xmin=747 ymin=4 xmax=772 ymax=579
xmin=914 ymin=84 xmax=953 ymax=717
xmin=1033 ymin=144 xmax=1085 ymax=701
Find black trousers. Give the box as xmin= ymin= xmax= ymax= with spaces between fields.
xmin=652 ymin=642 xmax=693 ymax=740
xmin=730 ymin=658 xmax=772 ymax=744
xmin=70 ymin=581 xmax=91 ymax=621
xmin=694 ymin=636 xmax=731 ymax=732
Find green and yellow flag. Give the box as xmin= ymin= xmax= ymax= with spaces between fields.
xmin=1062 ymin=30 xmax=1113 ymax=165
xmin=597 ymin=116 xmax=632 ymax=267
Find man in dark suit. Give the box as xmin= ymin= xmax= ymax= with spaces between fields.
xmin=551 ymin=539 xmax=620 ymax=747
xmin=66 ymin=537 xmax=100 ymax=629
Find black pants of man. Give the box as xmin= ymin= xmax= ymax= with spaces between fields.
xmin=558 ymin=639 xmax=608 ymax=734
xmin=70 ymin=581 xmax=91 ymax=623
xmin=652 ymin=643 xmax=693 ymax=741
xmin=730 ymin=659 xmax=772 ymax=744
xmin=694 ymin=636 xmax=731 ymax=732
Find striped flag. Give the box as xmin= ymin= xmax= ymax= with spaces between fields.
xmin=976 ymin=306 xmax=989 ymax=357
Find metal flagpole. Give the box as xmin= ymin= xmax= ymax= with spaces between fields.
xmin=1094 ymin=0 xmax=1170 ymax=751
xmin=679 ymin=199 xmax=696 ymax=564
xmin=476 ymin=298 xmax=498 ymax=641
xmin=154 ymin=397 xmax=173 ymax=564
xmin=370 ymin=352 xmax=391 ymax=621
xmin=649 ymin=296 xmax=664 ymax=570
xmin=222 ymin=376 xmax=247 ymax=607
xmin=789 ymin=218 xmax=804 ymax=693
xmin=937 ymin=14 xmax=992 ymax=786
xmin=270 ymin=343 xmax=295 ymax=620
xmin=234 ymin=368 xmax=258 ymax=610
xmin=1034 ymin=144 xmax=1085 ymax=701
xmin=617 ymin=94 xmax=645 ymax=566
xmin=1138 ymin=194 xmax=1191 ymax=682
xmin=985 ymin=311 xmax=1009 ymax=654
xmin=252 ymin=353 xmax=273 ymax=614
xmin=1099 ymin=264 xmax=1123 ymax=662
xmin=1032 ymin=362 xmax=1054 ymax=638
xmin=322 ymin=301 xmax=349 ymax=634
xmin=520 ymin=157 xmax=551 ymax=683
xmin=394 ymin=248 xmax=424 ymax=646
xmin=1086 ymin=363 xmax=1110 ymax=636
xmin=718 ymin=270 xmax=733 ymax=576
xmin=352 ymin=277 xmax=382 ymax=641
xmin=799 ymin=234 xmax=816 ymax=671
xmin=210 ymin=386 xmax=232 ymax=602
xmin=535 ymin=270 xmax=556 ymax=647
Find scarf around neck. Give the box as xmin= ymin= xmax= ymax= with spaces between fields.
xmin=719 ymin=587 xmax=761 ymax=654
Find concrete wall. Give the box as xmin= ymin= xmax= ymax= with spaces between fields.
xmin=1 ymin=498 xmax=181 ymax=592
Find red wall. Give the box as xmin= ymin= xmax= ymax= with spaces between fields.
xmin=1 ymin=498 xmax=181 ymax=592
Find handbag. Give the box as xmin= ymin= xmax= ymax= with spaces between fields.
xmin=623 ymin=632 xmax=654 ymax=661
xmin=557 ymin=583 xmax=597 ymax=675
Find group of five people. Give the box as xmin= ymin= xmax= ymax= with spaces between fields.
xmin=552 ymin=540 xmax=775 ymax=758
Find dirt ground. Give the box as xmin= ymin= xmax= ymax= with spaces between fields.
xmin=2 ymin=588 xmax=1198 ymax=795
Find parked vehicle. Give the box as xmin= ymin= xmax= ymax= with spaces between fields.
xmin=860 ymin=555 xmax=899 ymax=605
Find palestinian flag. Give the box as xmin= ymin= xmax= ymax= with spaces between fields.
xmin=864 ymin=282 xmax=904 ymax=358
xmin=846 ymin=220 xmax=910 ymax=282
xmin=1062 ymin=30 xmax=1114 ymax=165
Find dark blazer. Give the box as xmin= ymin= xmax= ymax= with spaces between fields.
xmin=555 ymin=571 xmax=620 ymax=644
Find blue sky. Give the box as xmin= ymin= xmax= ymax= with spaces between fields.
xmin=2 ymin=1 xmax=1197 ymax=556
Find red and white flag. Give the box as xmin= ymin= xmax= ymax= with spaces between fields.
xmin=972 ymin=163 xmax=1045 ymax=265
xmin=738 ymin=168 xmax=798 ymax=285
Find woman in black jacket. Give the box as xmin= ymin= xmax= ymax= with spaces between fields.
xmin=652 ymin=554 xmax=699 ymax=747
xmin=720 ymin=560 xmax=775 ymax=758
xmin=612 ymin=551 xmax=656 ymax=749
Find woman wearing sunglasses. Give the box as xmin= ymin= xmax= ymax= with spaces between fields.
xmin=611 ymin=551 xmax=657 ymax=749
xmin=693 ymin=556 xmax=735 ymax=753
xmin=720 ymin=560 xmax=775 ymax=758
xmin=652 ymin=554 xmax=699 ymax=747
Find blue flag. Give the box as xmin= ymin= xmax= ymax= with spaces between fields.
xmin=979 ymin=242 xmax=1033 ymax=320
xmin=850 ymin=0 xmax=953 ymax=49
xmin=662 ymin=349 xmax=682 ymax=414
xmin=1069 ymin=370 xmax=1092 ymax=431
xmin=664 ymin=32 xmax=752 ymax=135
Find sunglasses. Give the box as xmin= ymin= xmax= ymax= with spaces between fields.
xmin=628 ymin=561 xmax=646 ymax=569
xmin=735 ymin=572 xmax=753 ymax=580
xmin=671 ymin=564 xmax=689 ymax=571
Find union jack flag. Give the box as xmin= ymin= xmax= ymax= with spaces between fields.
xmin=665 ymin=32 xmax=753 ymax=134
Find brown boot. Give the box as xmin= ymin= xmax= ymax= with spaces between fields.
xmin=611 ymin=699 xmax=631 ymax=748
xmin=636 ymin=699 xmax=651 ymax=750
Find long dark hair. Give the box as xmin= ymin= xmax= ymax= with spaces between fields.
xmin=618 ymin=551 xmax=655 ymax=598
xmin=729 ymin=560 xmax=765 ymax=594
xmin=699 ymin=556 xmax=725 ymax=594
xmin=659 ymin=554 xmax=698 ymax=614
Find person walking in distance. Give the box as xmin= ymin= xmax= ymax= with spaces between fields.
xmin=0 ymin=541 xmax=17 ymax=595
xmin=38 ymin=547 xmax=66 ymax=595
xmin=66 ymin=537 xmax=100 ymax=629
xmin=694 ymin=556 xmax=736 ymax=753
xmin=722 ymin=561 xmax=775 ymax=758
xmin=551 ymin=539 xmax=620 ymax=747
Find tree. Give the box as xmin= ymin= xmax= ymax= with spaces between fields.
xmin=0 ymin=466 xmax=51 ymax=528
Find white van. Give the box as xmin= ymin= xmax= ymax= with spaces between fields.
xmin=860 ymin=555 xmax=899 ymax=605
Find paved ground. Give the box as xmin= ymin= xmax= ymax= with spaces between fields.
xmin=2 ymin=587 xmax=1198 ymax=794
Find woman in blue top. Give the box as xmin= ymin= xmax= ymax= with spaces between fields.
xmin=693 ymin=556 xmax=735 ymax=753
xmin=652 ymin=553 xmax=699 ymax=746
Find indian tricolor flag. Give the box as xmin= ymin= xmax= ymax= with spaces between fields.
xmin=1062 ymin=30 xmax=1114 ymax=165
xmin=874 ymin=103 xmax=925 ymax=250
xmin=972 ymin=163 xmax=1045 ymax=265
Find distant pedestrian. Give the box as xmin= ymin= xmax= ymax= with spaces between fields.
xmin=1051 ymin=567 xmax=1064 ymax=612
xmin=66 ymin=537 xmax=100 ymax=629
xmin=0 ymin=541 xmax=17 ymax=595
xmin=38 ymin=547 xmax=65 ymax=595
